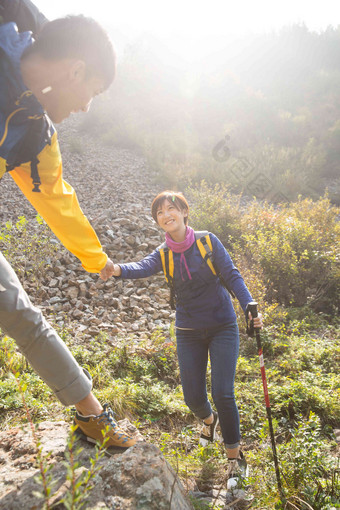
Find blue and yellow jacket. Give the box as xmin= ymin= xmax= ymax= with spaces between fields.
xmin=119 ymin=232 xmax=253 ymax=329
xmin=0 ymin=22 xmax=107 ymax=273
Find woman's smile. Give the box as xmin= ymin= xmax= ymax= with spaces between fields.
xmin=156 ymin=200 xmax=188 ymax=241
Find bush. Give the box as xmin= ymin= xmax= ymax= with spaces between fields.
xmin=0 ymin=215 xmax=58 ymax=282
xmin=188 ymin=183 xmax=340 ymax=315
xmin=238 ymin=194 xmax=340 ymax=313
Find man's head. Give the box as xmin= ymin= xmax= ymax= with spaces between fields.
xmin=21 ymin=15 xmax=116 ymax=123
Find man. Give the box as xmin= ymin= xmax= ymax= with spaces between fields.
xmin=0 ymin=1 xmax=136 ymax=448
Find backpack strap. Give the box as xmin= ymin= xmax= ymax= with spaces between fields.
xmin=159 ymin=244 xmax=175 ymax=309
xmin=159 ymin=231 xmax=236 ymax=309
xmin=196 ymin=233 xmax=217 ymax=276
xmin=196 ymin=233 xmax=236 ymax=299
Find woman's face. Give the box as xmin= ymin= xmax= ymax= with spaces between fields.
xmin=156 ymin=199 xmax=188 ymax=235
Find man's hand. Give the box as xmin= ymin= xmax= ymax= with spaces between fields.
xmin=99 ymin=259 xmax=115 ymax=281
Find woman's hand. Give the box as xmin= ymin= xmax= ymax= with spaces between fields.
xmin=248 ymin=311 xmax=263 ymax=330
xmin=99 ymin=260 xmax=121 ymax=280
xmin=99 ymin=258 xmax=115 ymax=281
xmin=112 ymin=264 xmax=122 ymax=277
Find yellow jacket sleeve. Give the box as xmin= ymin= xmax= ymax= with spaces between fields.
xmin=9 ymin=132 xmax=108 ymax=273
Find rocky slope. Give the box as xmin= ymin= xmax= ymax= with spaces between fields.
xmin=0 ymin=120 xmax=200 ymax=509
xmin=0 ymin=421 xmax=194 ymax=510
xmin=0 ymin=118 xmax=174 ymax=342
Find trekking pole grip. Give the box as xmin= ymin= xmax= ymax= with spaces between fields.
xmin=246 ymin=301 xmax=258 ymax=338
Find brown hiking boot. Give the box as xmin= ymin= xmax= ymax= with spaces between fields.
xmin=74 ymin=403 xmax=137 ymax=449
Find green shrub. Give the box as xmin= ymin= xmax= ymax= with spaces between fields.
xmin=238 ymin=194 xmax=340 ymax=312
xmin=0 ymin=215 xmax=58 ymax=282
xmin=188 ymin=183 xmax=339 ymax=314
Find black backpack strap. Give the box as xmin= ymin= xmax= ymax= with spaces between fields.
xmin=30 ymin=155 xmax=41 ymax=192
xmin=5 ymin=114 xmax=52 ymax=192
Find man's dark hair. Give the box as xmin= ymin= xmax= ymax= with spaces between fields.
xmin=24 ymin=15 xmax=116 ymax=89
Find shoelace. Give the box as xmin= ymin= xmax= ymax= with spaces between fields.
xmin=96 ymin=404 xmax=130 ymax=443
xmin=201 ymin=423 xmax=211 ymax=436
xmin=227 ymin=459 xmax=240 ymax=478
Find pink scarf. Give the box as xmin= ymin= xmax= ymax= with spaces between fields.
xmin=165 ymin=227 xmax=195 ymax=281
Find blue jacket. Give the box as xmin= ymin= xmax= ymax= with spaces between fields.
xmin=119 ymin=232 xmax=253 ymax=329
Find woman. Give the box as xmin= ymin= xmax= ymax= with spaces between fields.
xmin=112 ymin=191 xmax=263 ymax=487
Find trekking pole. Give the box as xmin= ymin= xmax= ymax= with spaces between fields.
xmin=246 ymin=302 xmax=284 ymax=499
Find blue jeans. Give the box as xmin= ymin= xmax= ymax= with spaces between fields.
xmin=176 ymin=322 xmax=240 ymax=449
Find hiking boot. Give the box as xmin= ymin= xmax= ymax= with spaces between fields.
xmin=74 ymin=403 xmax=137 ymax=449
xmin=226 ymin=451 xmax=249 ymax=490
xmin=199 ymin=411 xmax=219 ymax=446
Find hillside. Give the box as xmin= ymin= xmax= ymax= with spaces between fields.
xmin=0 ymin=119 xmax=339 ymax=510
xmin=0 ymin=118 xmax=171 ymax=341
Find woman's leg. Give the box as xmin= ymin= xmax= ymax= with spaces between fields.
xmin=176 ymin=328 xmax=212 ymax=420
xmin=209 ymin=323 xmax=241 ymax=457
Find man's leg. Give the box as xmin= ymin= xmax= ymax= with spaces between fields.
xmin=0 ymin=252 xmax=136 ymax=448
xmin=75 ymin=392 xmax=102 ymax=415
xmin=0 ymin=252 xmax=92 ymax=405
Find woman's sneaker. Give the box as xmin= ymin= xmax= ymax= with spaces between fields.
xmin=74 ymin=403 xmax=137 ymax=449
xmin=199 ymin=411 xmax=219 ymax=446
xmin=226 ymin=451 xmax=249 ymax=490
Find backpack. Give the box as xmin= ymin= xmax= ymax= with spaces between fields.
xmin=0 ymin=0 xmax=47 ymax=36
xmin=0 ymin=1 xmax=49 ymax=192
xmin=159 ymin=231 xmax=235 ymax=310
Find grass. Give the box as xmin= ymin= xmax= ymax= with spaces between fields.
xmin=1 ymin=316 xmax=339 ymax=509
xmin=0 ymin=211 xmax=339 ymax=508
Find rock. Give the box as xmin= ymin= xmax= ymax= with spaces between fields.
xmin=49 ymin=296 xmax=61 ymax=304
xmin=88 ymin=326 xmax=100 ymax=336
xmin=66 ymin=286 xmax=79 ymax=299
xmin=0 ymin=421 xmax=193 ymax=510
xmin=79 ymin=282 xmax=87 ymax=297
xmin=72 ymin=309 xmax=83 ymax=319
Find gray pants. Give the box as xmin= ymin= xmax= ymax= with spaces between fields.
xmin=0 ymin=252 xmax=92 ymax=405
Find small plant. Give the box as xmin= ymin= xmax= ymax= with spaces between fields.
xmin=5 ymin=347 xmax=55 ymax=509
xmin=58 ymin=425 xmax=109 ymax=510
xmin=0 ymin=215 xmax=58 ymax=284
xmin=278 ymin=412 xmax=339 ymax=509
xmin=4 ymin=346 xmax=109 ymax=509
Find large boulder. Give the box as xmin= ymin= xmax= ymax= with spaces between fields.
xmin=0 ymin=421 xmax=194 ymax=510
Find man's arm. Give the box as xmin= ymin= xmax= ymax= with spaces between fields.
xmin=10 ymin=133 xmax=110 ymax=275
xmin=0 ymin=0 xmax=48 ymax=35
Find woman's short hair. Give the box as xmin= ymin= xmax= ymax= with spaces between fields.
xmin=151 ymin=191 xmax=189 ymax=225
xmin=23 ymin=15 xmax=116 ymax=89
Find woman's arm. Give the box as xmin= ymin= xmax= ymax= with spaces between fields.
xmin=209 ymin=233 xmax=253 ymax=312
xmin=114 ymin=250 xmax=163 ymax=279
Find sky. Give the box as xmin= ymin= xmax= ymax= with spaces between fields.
xmin=33 ymin=0 xmax=340 ymax=61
